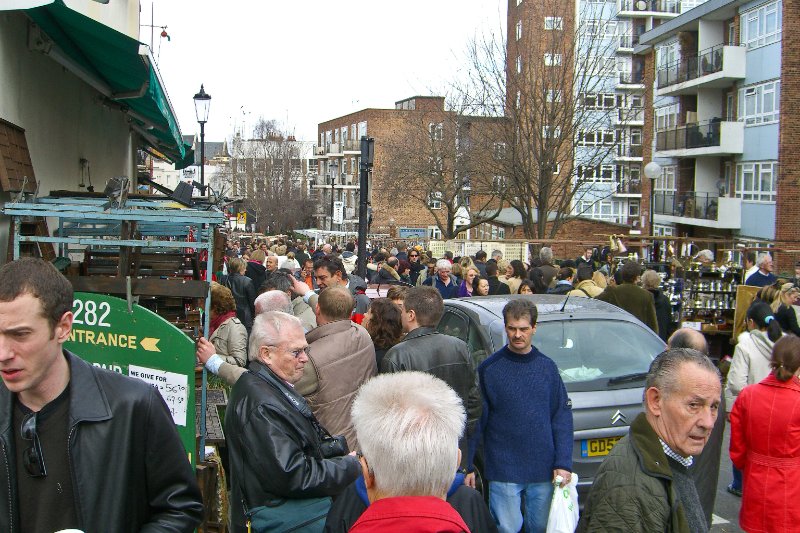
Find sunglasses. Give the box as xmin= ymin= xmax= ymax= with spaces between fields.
xmin=266 ymin=345 xmax=311 ymax=359
xmin=21 ymin=413 xmax=47 ymax=477
xmin=409 ymin=254 xmax=419 ymax=257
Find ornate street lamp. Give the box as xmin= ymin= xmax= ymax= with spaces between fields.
xmin=193 ymin=84 xmax=211 ymax=194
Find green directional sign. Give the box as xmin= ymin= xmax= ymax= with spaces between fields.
xmin=64 ymin=292 xmax=197 ymax=466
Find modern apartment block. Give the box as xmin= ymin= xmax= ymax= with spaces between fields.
xmin=636 ymin=0 xmax=794 ymax=267
xmin=507 ymin=0 xmax=708 ymax=230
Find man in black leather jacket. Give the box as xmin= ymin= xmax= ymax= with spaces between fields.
xmin=226 ymin=311 xmax=361 ymax=533
xmin=379 ymin=287 xmax=481 ymax=468
xmin=0 ymin=258 xmax=202 ymax=533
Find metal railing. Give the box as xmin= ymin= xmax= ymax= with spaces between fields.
xmin=619 ymin=0 xmax=681 ymax=14
xmin=618 ymin=71 xmax=645 ymax=85
xmin=618 ymin=107 xmax=645 ymax=123
xmin=654 ymin=191 xmax=720 ymax=220
xmin=341 ymin=139 xmax=361 ymax=152
xmin=656 ymin=44 xmax=731 ymax=88
xmin=656 ymin=120 xmax=722 ymax=151
xmin=616 ymin=144 xmax=643 ymax=158
xmin=616 ymin=180 xmax=642 ymax=194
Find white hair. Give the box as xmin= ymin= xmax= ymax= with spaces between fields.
xmin=248 ymin=311 xmax=302 ymax=362
xmin=756 ymin=252 xmax=772 ymax=268
xmin=696 ymin=249 xmax=714 ymax=262
xmin=540 ymin=247 xmax=554 ymax=263
xmin=435 ymin=259 xmax=451 ymax=272
xmin=351 ymin=372 xmax=465 ymax=498
xmin=254 ymin=290 xmax=292 ymax=315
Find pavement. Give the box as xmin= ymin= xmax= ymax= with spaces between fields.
xmin=709 ymin=422 xmax=744 ymax=533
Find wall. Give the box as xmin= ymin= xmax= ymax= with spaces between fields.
xmin=507 ymin=216 xmax=635 ymax=258
xmin=739 ymin=202 xmax=776 ymax=240
xmin=0 ymin=11 xmax=135 ymax=259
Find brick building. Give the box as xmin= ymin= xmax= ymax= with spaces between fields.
xmin=636 ymin=0 xmax=796 ymax=270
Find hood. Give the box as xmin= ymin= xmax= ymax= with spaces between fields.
xmin=378 ymin=264 xmax=401 ymax=280
xmin=342 ymin=251 xmax=356 ymax=259
xmin=348 ymin=274 xmax=368 ymax=290
xmin=749 ymin=329 xmax=776 ymax=362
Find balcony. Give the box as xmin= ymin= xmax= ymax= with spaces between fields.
xmin=312 ymin=145 xmax=326 ymax=158
xmin=342 ymin=139 xmax=361 ymax=153
xmin=656 ymin=45 xmax=746 ymax=96
xmin=618 ymin=0 xmax=681 ymax=17
xmin=617 ymin=71 xmax=645 ymax=88
xmin=615 ymin=179 xmax=642 ymax=196
xmin=653 ymin=191 xmax=742 ymax=229
xmin=615 ymin=144 xmax=643 ymax=160
xmin=618 ymin=34 xmax=634 ymax=51
xmin=618 ymin=107 xmax=644 ymax=125
xmin=655 ymin=120 xmax=744 ymax=158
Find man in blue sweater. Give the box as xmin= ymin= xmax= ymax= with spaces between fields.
xmin=467 ymin=299 xmax=573 ymax=533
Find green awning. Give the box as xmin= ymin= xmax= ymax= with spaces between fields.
xmin=22 ymin=0 xmax=188 ymax=165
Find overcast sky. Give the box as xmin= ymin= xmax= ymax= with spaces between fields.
xmin=149 ymin=0 xmax=507 ymax=148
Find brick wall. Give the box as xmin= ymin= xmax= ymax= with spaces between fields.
xmin=642 ymin=48 xmax=655 ymax=234
xmin=776 ymin=0 xmax=799 ymax=272
xmin=507 ymin=217 xmax=637 ymax=258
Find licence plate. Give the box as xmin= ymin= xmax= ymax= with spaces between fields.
xmin=581 ymin=436 xmax=622 ymax=457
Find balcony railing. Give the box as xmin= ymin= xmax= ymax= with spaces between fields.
xmin=619 ymin=0 xmax=680 ymax=14
xmin=656 ymin=120 xmax=723 ymax=151
xmin=657 ymin=44 xmax=727 ymax=88
xmin=616 ymin=179 xmax=642 ymax=194
xmin=618 ymin=35 xmax=634 ymax=49
xmin=618 ymin=71 xmax=644 ymax=85
xmin=341 ymin=139 xmax=360 ymax=152
xmin=654 ymin=191 xmax=720 ymax=220
xmin=618 ymin=107 xmax=645 ymax=123
xmin=616 ymin=144 xmax=643 ymax=158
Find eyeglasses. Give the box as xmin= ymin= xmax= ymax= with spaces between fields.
xmin=267 ymin=345 xmax=310 ymax=359
xmin=21 ymin=413 xmax=47 ymax=477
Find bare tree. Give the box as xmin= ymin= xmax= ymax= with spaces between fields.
xmin=379 ymin=97 xmax=505 ymax=240
xmin=229 ymin=118 xmax=316 ymax=234
xmin=457 ymin=0 xmax=642 ymax=238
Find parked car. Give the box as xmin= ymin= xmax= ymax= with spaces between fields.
xmin=436 ymin=294 xmax=666 ymax=502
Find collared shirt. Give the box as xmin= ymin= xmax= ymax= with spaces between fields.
xmin=659 ymin=438 xmax=693 ymax=468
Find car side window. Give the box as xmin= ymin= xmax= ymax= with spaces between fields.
xmin=437 ymin=310 xmax=468 ymax=342
xmin=467 ymin=323 xmax=489 ymax=366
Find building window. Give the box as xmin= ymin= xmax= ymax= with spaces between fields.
xmin=553 ymin=163 xmax=561 ymax=174
xmin=543 ymin=125 xmax=561 ymax=138
xmin=735 ymin=161 xmax=777 ymax=201
xmin=741 ymin=1 xmax=782 ymax=49
xmin=544 ymin=53 xmax=562 ymax=66
xmin=738 ymin=80 xmax=780 ymax=125
xmin=492 ymin=175 xmax=508 ymax=192
xmin=630 ymin=129 xmax=642 ymax=145
xmin=546 ymin=89 xmax=562 ymax=102
xmin=653 ymin=224 xmax=675 ymax=236
xmin=656 ymin=165 xmax=677 ymax=192
xmin=655 ymin=103 xmax=679 ymax=130
xmin=493 ymin=142 xmax=507 ymax=160
xmin=516 ymin=20 xmax=522 ymax=40
xmin=429 ymin=122 xmax=444 ymax=141
xmin=516 ymin=90 xmax=521 ymax=108
xmin=357 ymin=121 xmax=367 ymax=138
xmin=576 ymin=165 xmax=614 ymax=182
xmin=629 ymin=200 xmax=640 ymax=217
xmin=428 ymin=226 xmax=442 ymax=239
xmin=428 ymin=191 xmax=443 ymax=209
xmin=516 ymin=55 xmax=522 ymax=73
xmin=578 ymin=199 xmax=625 ymax=222
xmin=577 ymin=130 xmax=617 ymax=146
xmin=545 ymin=16 xmax=563 ymax=30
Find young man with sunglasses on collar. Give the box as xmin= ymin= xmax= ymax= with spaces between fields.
xmin=0 ymin=258 xmax=202 ymax=532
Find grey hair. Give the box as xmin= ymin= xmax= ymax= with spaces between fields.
xmin=435 ymin=259 xmax=451 ymax=272
xmin=248 ymin=311 xmax=302 ymax=362
xmin=667 ymin=328 xmax=709 ymax=355
xmin=351 ymin=372 xmax=465 ymax=498
xmin=644 ymin=348 xmax=720 ymax=401
xmin=254 ymin=290 xmax=292 ymax=315
xmin=756 ymin=252 xmax=772 ymax=268
xmin=540 ymin=247 xmax=553 ymax=263
xmin=640 ymin=269 xmax=661 ymax=290
xmin=491 ymin=249 xmax=502 ymax=259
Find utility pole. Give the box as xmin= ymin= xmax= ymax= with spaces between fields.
xmin=356 ymin=136 xmax=374 ymax=279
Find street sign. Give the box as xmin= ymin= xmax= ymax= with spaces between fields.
xmin=333 ymin=201 xmax=344 ymax=224
xmin=64 ymin=292 xmax=197 ymax=465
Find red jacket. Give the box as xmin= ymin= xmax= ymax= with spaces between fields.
xmin=730 ymin=373 xmax=800 ymax=533
xmin=349 ymin=495 xmax=470 ymax=532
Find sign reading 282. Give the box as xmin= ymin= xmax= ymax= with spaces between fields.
xmin=72 ymin=299 xmax=112 ymax=327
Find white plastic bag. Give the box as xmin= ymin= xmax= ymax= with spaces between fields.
xmin=546 ymin=474 xmax=580 ymax=533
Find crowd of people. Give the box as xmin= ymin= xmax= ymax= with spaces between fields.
xmin=0 ymin=236 xmax=799 ymax=532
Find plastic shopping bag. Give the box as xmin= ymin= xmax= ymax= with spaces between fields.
xmin=546 ymin=474 xmax=579 ymax=533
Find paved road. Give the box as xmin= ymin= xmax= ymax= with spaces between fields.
xmin=709 ymin=422 xmax=744 ymax=533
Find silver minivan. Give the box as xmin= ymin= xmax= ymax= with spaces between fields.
xmin=436 ymin=294 xmax=666 ymax=501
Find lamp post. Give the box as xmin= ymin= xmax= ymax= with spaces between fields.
xmin=193 ymin=84 xmax=211 ymax=195
xmin=644 ymin=161 xmax=662 ymax=260
xmin=328 ymin=160 xmax=338 ymax=231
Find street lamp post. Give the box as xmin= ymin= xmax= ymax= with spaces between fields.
xmin=644 ymin=161 xmax=662 ymax=261
xmin=193 ymin=85 xmax=211 ymax=195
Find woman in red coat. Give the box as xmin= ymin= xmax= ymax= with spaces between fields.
xmin=730 ymin=335 xmax=800 ymax=533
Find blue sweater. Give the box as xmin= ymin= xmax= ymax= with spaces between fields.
xmin=471 ymin=345 xmax=573 ymax=483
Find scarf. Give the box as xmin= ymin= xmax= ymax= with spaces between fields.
xmin=210 ymin=311 xmax=237 ymax=336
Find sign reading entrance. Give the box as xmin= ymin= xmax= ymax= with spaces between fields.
xmin=64 ymin=293 xmax=197 ymax=465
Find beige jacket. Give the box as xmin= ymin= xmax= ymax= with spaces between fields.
xmin=209 ymin=317 xmax=248 ymax=367
xmin=296 ymin=320 xmax=377 ymax=449
xmin=567 ymin=279 xmax=605 ymax=298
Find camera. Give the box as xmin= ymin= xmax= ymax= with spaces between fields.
xmin=320 ymin=435 xmax=348 ymax=458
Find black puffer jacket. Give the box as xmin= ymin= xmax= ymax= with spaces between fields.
xmin=226 ymin=272 xmax=256 ymax=330
xmin=226 ymin=362 xmax=361 ymax=533
xmin=379 ymin=327 xmax=481 ymax=467
xmin=245 ymin=260 xmax=268 ymax=294
xmin=0 ymin=351 xmax=203 ymax=533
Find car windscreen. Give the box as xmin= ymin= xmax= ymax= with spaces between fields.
xmin=532 ymin=319 xmax=664 ymax=389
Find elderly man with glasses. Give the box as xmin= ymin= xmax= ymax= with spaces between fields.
xmin=226 ymin=311 xmax=360 ymax=533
